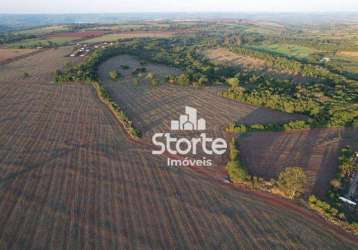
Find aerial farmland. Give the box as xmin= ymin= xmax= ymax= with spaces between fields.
xmin=0 ymin=10 xmax=357 ymax=249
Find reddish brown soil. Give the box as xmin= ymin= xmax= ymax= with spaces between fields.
xmin=0 ymin=48 xmax=36 ymax=64
xmin=338 ymin=51 xmax=358 ymax=58
xmin=0 ymin=47 xmax=82 ymax=82
xmin=0 ymin=52 xmax=357 ymax=248
xmin=239 ymin=128 xmax=358 ymax=197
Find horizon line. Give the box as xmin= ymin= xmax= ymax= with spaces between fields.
xmin=1 ymin=11 xmax=358 ymax=15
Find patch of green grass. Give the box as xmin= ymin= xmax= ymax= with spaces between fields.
xmin=8 ymin=36 xmax=77 ymax=48
xmin=329 ymin=56 xmax=358 ymax=79
xmin=247 ymin=43 xmax=318 ymax=59
xmin=14 ymin=25 xmax=70 ymax=35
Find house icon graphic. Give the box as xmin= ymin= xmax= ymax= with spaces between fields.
xmin=171 ymin=106 xmax=206 ymax=131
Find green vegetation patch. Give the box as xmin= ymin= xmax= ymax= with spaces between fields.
xmin=247 ymin=43 xmax=319 ymax=59
xmin=8 ymin=36 xmax=77 ymax=48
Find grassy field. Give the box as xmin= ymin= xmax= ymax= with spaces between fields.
xmin=8 ymin=31 xmax=107 ymax=48
xmin=7 ymin=36 xmax=79 ymax=48
xmin=244 ymin=23 xmax=285 ymax=35
xmin=204 ymin=48 xmax=266 ymax=69
xmin=203 ymin=47 xmax=312 ymax=83
xmin=83 ymin=23 xmax=171 ymax=32
xmin=82 ymin=31 xmax=174 ymax=43
xmin=247 ymin=43 xmax=319 ymax=59
xmin=0 ymin=51 xmax=356 ymax=248
xmin=328 ymin=52 xmax=358 ymax=79
xmin=14 ymin=25 xmax=70 ymax=35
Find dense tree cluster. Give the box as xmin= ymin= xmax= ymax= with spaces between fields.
xmin=230 ymin=46 xmax=348 ymax=84
xmin=109 ymin=70 xmax=121 ymax=80
xmin=226 ymin=120 xmax=312 ymax=133
xmin=221 ymin=77 xmax=357 ymax=128
xmin=0 ymin=33 xmax=36 ymax=44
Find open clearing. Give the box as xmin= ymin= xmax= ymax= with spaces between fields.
xmin=204 ymin=47 xmax=317 ymax=83
xmin=0 ymin=48 xmax=36 ymax=64
xmin=239 ymin=128 xmax=358 ymax=197
xmin=0 ymin=53 xmax=357 ymax=248
xmin=204 ymin=48 xmax=266 ymax=69
xmin=82 ymin=31 xmax=174 ymax=43
xmin=7 ymin=37 xmax=79 ymax=48
xmin=0 ymin=47 xmax=82 ymax=82
xmin=14 ymin=25 xmax=70 ymax=35
xmin=337 ymin=51 xmax=358 ymax=59
xmin=247 ymin=43 xmax=318 ymax=59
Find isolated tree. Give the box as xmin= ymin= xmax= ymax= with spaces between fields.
xmin=193 ymin=77 xmax=207 ymax=88
xmin=146 ymin=72 xmax=159 ymax=86
xmin=226 ymin=77 xmax=240 ymax=89
xmin=329 ymin=178 xmax=342 ymax=190
xmin=133 ymin=77 xmax=140 ymax=85
xmin=177 ymin=73 xmax=190 ymax=86
xmin=278 ymin=167 xmax=307 ymax=199
xmin=109 ymin=70 xmax=121 ymax=80
xmin=120 ymin=64 xmax=130 ymax=70
xmin=198 ymin=76 xmax=208 ymax=86
xmin=166 ymin=75 xmax=177 ymax=84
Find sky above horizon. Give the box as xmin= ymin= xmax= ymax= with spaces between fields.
xmin=1 ymin=0 xmax=358 ymax=14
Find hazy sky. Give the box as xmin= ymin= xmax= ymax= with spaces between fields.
xmin=1 ymin=0 xmax=358 ymax=13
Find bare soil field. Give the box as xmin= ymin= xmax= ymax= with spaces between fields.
xmin=0 ymin=81 xmax=357 ymax=248
xmin=337 ymin=51 xmax=358 ymax=58
xmin=0 ymin=47 xmax=82 ymax=82
xmin=239 ymin=128 xmax=358 ymax=197
xmin=0 ymin=48 xmax=36 ymax=64
xmin=204 ymin=48 xmax=266 ymax=69
xmin=98 ymin=55 xmax=305 ymax=167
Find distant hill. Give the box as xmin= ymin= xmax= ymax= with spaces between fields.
xmin=0 ymin=12 xmax=358 ymax=29
xmin=0 ymin=25 xmax=14 ymax=33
